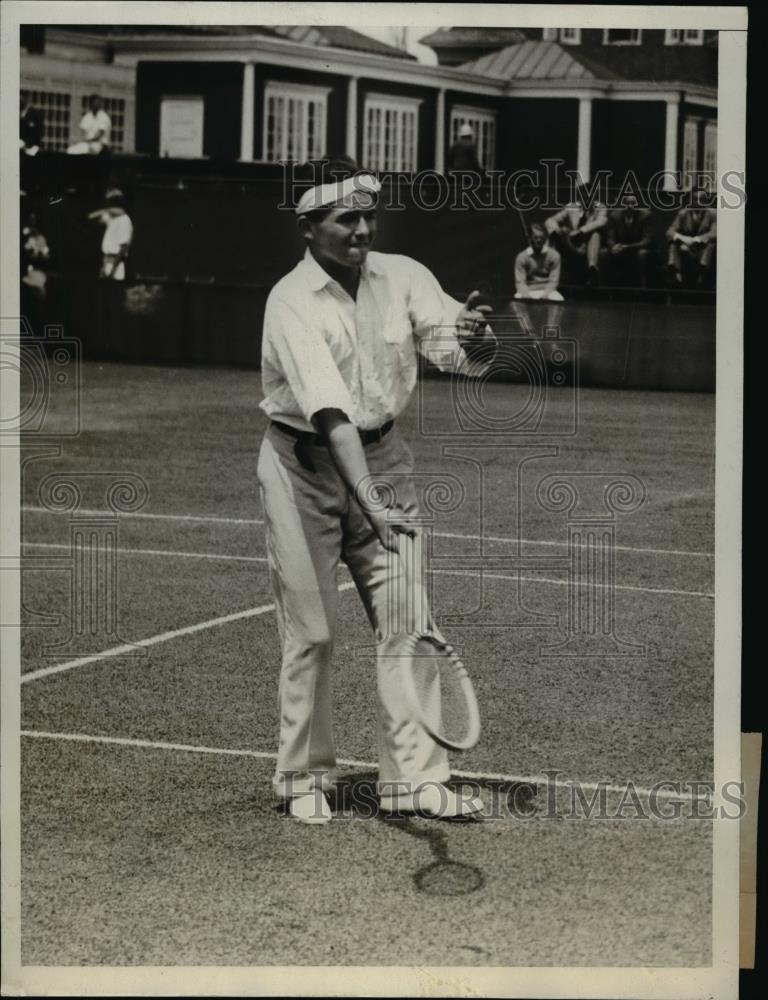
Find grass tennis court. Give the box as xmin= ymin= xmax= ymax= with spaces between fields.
xmin=19 ymin=362 xmax=714 ymax=966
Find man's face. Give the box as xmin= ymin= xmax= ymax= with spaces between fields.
xmin=305 ymin=204 xmax=378 ymax=269
xmin=622 ymin=195 xmax=638 ymax=213
xmin=530 ymin=229 xmax=546 ymax=254
xmin=90 ymin=97 xmax=102 ymax=113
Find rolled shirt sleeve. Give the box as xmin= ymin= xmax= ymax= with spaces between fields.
xmin=262 ymin=292 xmax=356 ymax=426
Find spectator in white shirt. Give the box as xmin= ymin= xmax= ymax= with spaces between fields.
xmin=68 ymin=94 xmax=111 ymax=155
xmin=88 ymin=189 xmax=133 ymax=280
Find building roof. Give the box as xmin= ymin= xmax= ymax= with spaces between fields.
xmin=60 ymin=23 xmax=415 ymax=60
xmin=419 ymin=26 xmax=527 ymax=48
xmin=459 ymin=40 xmax=622 ymax=81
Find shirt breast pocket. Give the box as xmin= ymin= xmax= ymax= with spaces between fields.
xmin=381 ymin=316 xmax=413 ymax=347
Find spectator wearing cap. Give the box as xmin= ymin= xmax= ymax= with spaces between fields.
xmin=68 ymin=94 xmax=111 ymax=155
xmin=447 ymin=123 xmax=483 ymax=174
xmin=666 ymin=186 xmax=717 ymax=288
xmin=88 ymin=189 xmax=133 ymax=280
xmin=605 ymin=194 xmax=654 ymax=288
xmin=545 ymin=189 xmax=608 ymax=288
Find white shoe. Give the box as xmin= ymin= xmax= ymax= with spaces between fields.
xmin=379 ymin=783 xmax=484 ymax=819
xmin=288 ymin=790 xmax=332 ymax=825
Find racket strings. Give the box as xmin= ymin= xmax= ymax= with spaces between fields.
xmin=409 ymin=637 xmax=472 ymax=746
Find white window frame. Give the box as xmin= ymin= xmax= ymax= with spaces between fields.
xmin=542 ymin=28 xmax=581 ymax=44
xmin=363 ymin=93 xmax=421 ymax=172
xmin=262 ymin=81 xmax=330 ymax=163
xmin=449 ymin=105 xmax=497 ymax=170
xmin=682 ymin=118 xmax=700 ymax=188
xmin=602 ymin=29 xmax=642 ymax=45
xmin=665 ymin=29 xmax=704 ymax=45
xmin=559 ymin=28 xmax=581 ymax=45
xmin=22 ymin=88 xmax=71 ymax=152
xmin=702 ymin=121 xmax=717 ymax=189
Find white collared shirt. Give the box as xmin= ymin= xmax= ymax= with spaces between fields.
xmin=101 ymin=212 xmax=133 ymax=254
xmin=260 ymin=249 xmax=470 ymax=432
xmin=80 ymin=109 xmax=111 ymax=145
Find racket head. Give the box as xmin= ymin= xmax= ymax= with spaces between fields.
xmin=398 ymin=629 xmax=481 ymax=752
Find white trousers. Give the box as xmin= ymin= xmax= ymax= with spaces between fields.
xmin=257 ymin=423 xmax=449 ymax=798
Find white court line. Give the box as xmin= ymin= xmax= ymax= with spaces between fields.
xmin=20 ymin=505 xmax=713 ymax=559
xmin=19 ymin=729 xmax=710 ymax=803
xmin=23 ymin=541 xmax=268 ymax=565
xmin=20 ymin=581 xmax=358 ymax=685
xmin=22 ymin=542 xmax=713 ymax=598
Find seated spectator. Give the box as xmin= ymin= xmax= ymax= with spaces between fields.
xmin=666 ymin=186 xmax=717 ymax=288
xmin=68 ymin=94 xmax=111 ymax=155
xmin=545 ymin=190 xmax=607 ymax=287
xmin=447 ymin=124 xmax=483 ymax=174
xmin=514 ymin=224 xmax=563 ymax=301
xmin=21 ymin=211 xmax=50 ymax=335
xmin=604 ymin=194 xmax=654 ymax=288
xmin=88 ymin=189 xmax=133 ymax=280
xmin=20 ymin=91 xmax=43 ymax=156
xmin=511 ymin=223 xmax=564 ymax=334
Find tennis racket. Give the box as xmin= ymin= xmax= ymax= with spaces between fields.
xmin=396 ymin=532 xmax=481 ymax=752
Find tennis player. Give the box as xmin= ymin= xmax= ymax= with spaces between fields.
xmin=259 ymin=160 xmax=492 ymax=824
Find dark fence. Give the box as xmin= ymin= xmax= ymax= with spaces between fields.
xmin=40 ymin=276 xmax=714 ymax=392
xmin=23 ymin=153 xmax=717 ymax=296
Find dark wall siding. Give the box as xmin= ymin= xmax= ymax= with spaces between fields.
xmin=591 ymin=100 xmax=667 ymax=184
xmin=499 ymin=99 xmax=579 ymax=173
xmin=136 ymin=62 xmax=244 ymax=161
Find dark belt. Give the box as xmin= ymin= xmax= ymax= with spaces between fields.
xmin=272 ymin=419 xmax=394 ymax=473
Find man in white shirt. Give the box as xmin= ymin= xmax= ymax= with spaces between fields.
xmin=67 ymin=94 xmax=111 ymax=155
xmin=259 ymin=160 xmax=493 ymax=824
xmin=88 ymin=189 xmax=133 ymax=280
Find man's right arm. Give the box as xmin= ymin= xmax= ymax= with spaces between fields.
xmin=315 ymin=409 xmax=415 ymax=553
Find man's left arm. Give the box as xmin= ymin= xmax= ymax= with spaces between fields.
xmin=406 ymin=259 xmax=493 ymax=375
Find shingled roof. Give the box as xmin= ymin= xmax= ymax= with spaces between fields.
xmin=459 ymin=40 xmax=621 ymax=81
xmin=419 ymin=26 xmax=527 ymax=47
xmin=61 ymin=23 xmax=415 ymax=60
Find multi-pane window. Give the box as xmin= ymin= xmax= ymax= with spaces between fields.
xmin=363 ymin=95 xmax=420 ymax=172
xmin=703 ymin=122 xmax=717 ymax=189
xmin=449 ymin=106 xmax=496 ymax=170
xmin=665 ymin=29 xmax=704 ymax=45
xmin=603 ymin=29 xmax=642 ymax=45
xmin=682 ymin=118 xmax=699 ymax=187
xmin=81 ymin=96 xmax=126 ymax=151
xmin=24 ymin=90 xmax=71 ymax=151
xmin=542 ymin=28 xmax=581 ymax=43
xmin=263 ymin=82 xmax=328 ymax=162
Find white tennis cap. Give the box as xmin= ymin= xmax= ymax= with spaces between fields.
xmin=295 ymin=172 xmax=382 ymax=216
